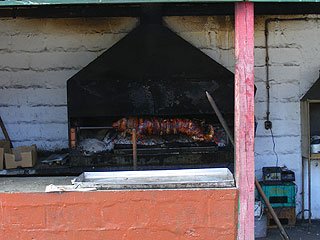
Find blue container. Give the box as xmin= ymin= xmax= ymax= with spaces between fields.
xmin=259 ymin=182 xmax=296 ymax=208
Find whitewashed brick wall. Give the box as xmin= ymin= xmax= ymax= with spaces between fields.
xmin=1 ymin=15 xmax=320 ymax=217
xmin=0 ymin=17 xmax=139 ymax=150
xmin=254 ymin=16 xmax=320 ymax=219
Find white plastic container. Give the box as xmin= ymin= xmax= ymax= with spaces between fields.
xmin=311 ymin=136 xmax=320 ymax=153
xmin=254 ymin=201 xmax=264 ymax=217
xmin=255 ymin=214 xmax=267 ymax=238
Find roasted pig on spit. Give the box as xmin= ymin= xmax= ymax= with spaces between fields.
xmin=112 ymin=117 xmax=214 ymax=141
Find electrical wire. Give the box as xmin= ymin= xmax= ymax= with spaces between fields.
xmin=296 ymin=209 xmax=312 ymax=219
xmin=270 ymin=128 xmax=279 ymax=167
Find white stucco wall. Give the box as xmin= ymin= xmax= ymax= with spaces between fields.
xmin=0 ymin=15 xmax=320 ymax=217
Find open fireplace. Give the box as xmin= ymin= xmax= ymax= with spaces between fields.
xmin=67 ymin=12 xmax=235 ymax=171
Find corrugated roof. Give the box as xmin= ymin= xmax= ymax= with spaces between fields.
xmin=0 ymin=0 xmax=240 ymax=7
xmin=0 ymin=0 xmax=318 ymax=11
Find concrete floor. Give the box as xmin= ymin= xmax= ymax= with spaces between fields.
xmin=259 ymin=220 xmax=320 ymax=240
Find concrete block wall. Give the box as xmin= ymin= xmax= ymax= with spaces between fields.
xmin=253 ymin=16 xmax=320 ymax=219
xmin=1 ymin=14 xmax=320 ymax=217
xmin=0 ymin=17 xmax=139 ymax=150
xmin=164 ymin=16 xmax=235 ymax=72
xmin=0 ymin=16 xmax=234 ymax=150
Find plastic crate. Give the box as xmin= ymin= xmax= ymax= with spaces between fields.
xmin=259 ymin=182 xmax=296 ymax=208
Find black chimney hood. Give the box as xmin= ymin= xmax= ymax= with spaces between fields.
xmin=67 ymin=20 xmax=234 ymax=121
xmin=302 ymin=72 xmax=320 ymax=101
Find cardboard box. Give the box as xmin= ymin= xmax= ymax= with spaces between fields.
xmin=0 ymin=140 xmax=10 ymax=153
xmin=5 ymin=145 xmax=37 ymax=169
xmin=0 ymin=140 xmax=11 ymax=170
xmin=0 ymin=148 xmax=3 ymax=170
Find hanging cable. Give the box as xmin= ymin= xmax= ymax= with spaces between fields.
xmin=264 ymin=17 xmax=320 ymax=130
xmin=270 ymin=128 xmax=279 ymax=167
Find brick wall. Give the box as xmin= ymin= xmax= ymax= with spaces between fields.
xmin=0 ymin=188 xmax=238 ymax=240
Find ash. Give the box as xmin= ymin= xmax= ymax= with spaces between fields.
xmin=78 ymin=125 xmax=227 ymax=154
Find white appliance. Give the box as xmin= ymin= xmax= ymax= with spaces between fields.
xmin=311 ymin=136 xmax=320 ymax=154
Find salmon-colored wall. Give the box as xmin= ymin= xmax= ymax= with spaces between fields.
xmin=0 ymin=188 xmax=238 ymax=240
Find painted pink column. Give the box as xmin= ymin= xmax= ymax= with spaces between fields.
xmin=235 ymin=2 xmax=255 ymax=240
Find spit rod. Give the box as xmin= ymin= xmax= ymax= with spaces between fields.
xmin=206 ymin=91 xmax=234 ymax=146
xmin=77 ymin=126 xmax=113 ymax=130
xmin=0 ymin=116 xmax=13 ymax=148
xmin=205 ymin=91 xmax=290 ymax=240
xmin=132 ymin=128 xmax=137 ymax=171
xmin=255 ymin=179 xmax=290 ymax=240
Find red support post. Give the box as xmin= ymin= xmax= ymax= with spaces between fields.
xmin=235 ymin=2 xmax=255 ymax=240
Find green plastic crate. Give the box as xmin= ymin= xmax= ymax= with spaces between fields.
xmin=259 ymin=182 xmax=296 ymax=208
